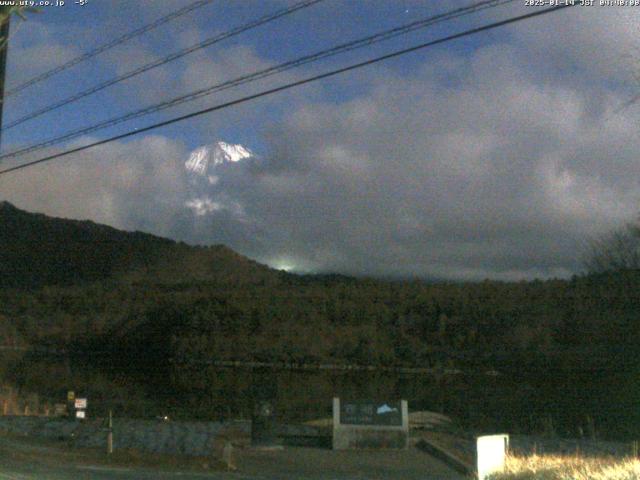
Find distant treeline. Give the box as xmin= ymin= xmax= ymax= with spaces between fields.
xmin=2 ymin=201 xmax=640 ymax=375
xmin=2 ymin=269 xmax=639 ymax=376
xmin=3 ymin=202 xmax=640 ymax=438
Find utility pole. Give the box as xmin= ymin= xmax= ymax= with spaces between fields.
xmin=0 ymin=6 xmax=10 ymax=150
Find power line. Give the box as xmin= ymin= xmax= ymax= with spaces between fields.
xmin=4 ymin=0 xmax=215 ymax=97
xmin=1 ymin=0 xmax=324 ymax=132
xmin=0 ymin=4 xmax=575 ymax=178
xmin=0 ymin=0 xmax=515 ymax=161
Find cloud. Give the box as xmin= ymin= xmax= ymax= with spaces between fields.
xmin=169 ymin=42 xmax=323 ymax=136
xmin=178 ymin=43 xmax=639 ymax=280
xmin=0 ymin=136 xmax=189 ymax=238
xmin=5 ymin=19 xmax=82 ymax=93
xmin=2 ymin=8 xmax=639 ymax=281
xmin=91 ymin=39 xmax=182 ymax=111
xmin=508 ymin=5 xmax=640 ymax=88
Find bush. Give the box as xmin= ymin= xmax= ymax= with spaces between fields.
xmin=489 ymin=454 xmax=640 ymax=480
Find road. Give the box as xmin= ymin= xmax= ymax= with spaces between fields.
xmin=0 ymin=433 xmax=465 ymax=479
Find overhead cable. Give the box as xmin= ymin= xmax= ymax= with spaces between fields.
xmin=1 ymin=0 xmax=324 ymax=130
xmin=0 ymin=4 xmax=575 ymax=177
xmin=0 ymin=0 xmax=514 ymax=160
xmin=5 ymin=0 xmax=216 ymax=97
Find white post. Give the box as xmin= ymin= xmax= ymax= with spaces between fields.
xmin=401 ymin=400 xmax=409 ymax=431
xmin=332 ymin=397 xmax=340 ymax=449
xmin=477 ymin=434 xmax=509 ymax=480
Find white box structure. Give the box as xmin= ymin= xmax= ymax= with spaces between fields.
xmin=477 ymin=434 xmax=509 ymax=480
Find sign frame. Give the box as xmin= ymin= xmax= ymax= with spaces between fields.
xmin=332 ymin=397 xmax=409 ymax=450
xmin=339 ymin=400 xmax=403 ymax=426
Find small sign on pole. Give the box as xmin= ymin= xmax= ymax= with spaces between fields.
xmin=67 ymin=391 xmax=75 ymax=401
xmin=477 ymin=434 xmax=509 ymax=480
xmin=74 ymin=398 xmax=87 ymax=410
xmin=75 ymin=410 xmax=86 ymax=420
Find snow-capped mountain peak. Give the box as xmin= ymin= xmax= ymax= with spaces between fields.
xmin=184 ymin=141 xmax=254 ymax=217
xmin=215 ymin=141 xmax=253 ymax=164
xmin=185 ymin=141 xmax=254 ymax=176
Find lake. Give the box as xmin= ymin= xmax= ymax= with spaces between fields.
xmin=1 ymin=351 xmax=638 ymax=441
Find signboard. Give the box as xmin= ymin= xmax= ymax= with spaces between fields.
xmin=340 ymin=400 xmax=403 ymax=426
xmin=54 ymin=403 xmax=67 ymax=416
xmin=75 ymin=410 xmax=86 ymax=419
xmin=477 ymin=434 xmax=509 ymax=480
xmin=333 ymin=398 xmax=409 ymax=449
xmin=74 ymin=398 xmax=87 ymax=409
xmin=67 ymin=391 xmax=75 ymax=401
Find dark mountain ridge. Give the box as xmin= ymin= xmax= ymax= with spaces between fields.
xmin=0 ymin=201 xmax=275 ymax=288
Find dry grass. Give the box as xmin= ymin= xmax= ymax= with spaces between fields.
xmin=489 ymin=454 xmax=640 ymax=480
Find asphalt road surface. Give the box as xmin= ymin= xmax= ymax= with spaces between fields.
xmin=0 ymin=434 xmax=465 ymax=479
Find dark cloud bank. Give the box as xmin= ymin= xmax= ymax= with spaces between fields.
xmin=2 ymin=9 xmax=639 ymax=281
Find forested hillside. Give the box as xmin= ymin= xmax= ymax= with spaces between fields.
xmin=1 ymin=202 xmax=639 ymax=375
xmin=0 ymin=201 xmax=274 ymax=288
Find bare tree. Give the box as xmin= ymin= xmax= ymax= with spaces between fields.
xmin=584 ymin=219 xmax=640 ymax=274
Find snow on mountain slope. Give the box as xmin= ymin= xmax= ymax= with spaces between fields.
xmin=184 ymin=141 xmax=254 ymax=216
xmin=185 ymin=142 xmax=253 ymax=176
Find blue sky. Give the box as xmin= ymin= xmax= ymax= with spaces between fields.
xmin=1 ymin=1 xmax=639 ymax=280
xmin=2 ymin=0 xmax=526 ymax=153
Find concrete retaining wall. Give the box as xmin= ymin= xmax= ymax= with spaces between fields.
xmin=0 ymin=416 xmax=250 ymax=457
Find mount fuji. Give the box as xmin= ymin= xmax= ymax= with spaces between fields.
xmin=185 ymin=141 xmax=254 ymax=178
xmin=184 ymin=141 xmax=254 ymax=216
